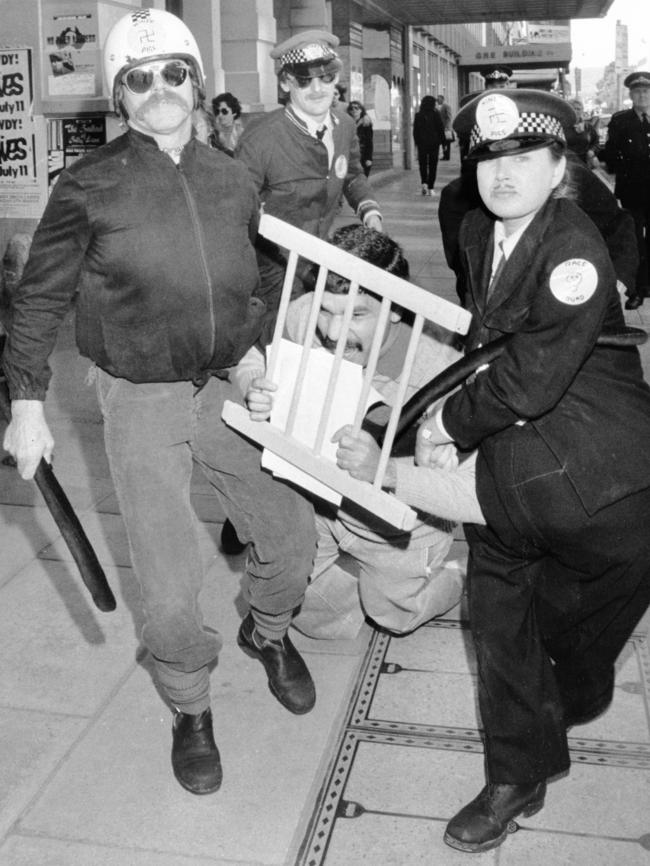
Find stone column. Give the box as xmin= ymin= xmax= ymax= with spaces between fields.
xmin=220 ymin=0 xmax=278 ymax=112
xmin=183 ymin=0 xmax=225 ymax=99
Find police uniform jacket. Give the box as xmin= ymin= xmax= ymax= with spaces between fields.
xmin=441 ymin=196 xmax=650 ymax=516
xmin=236 ymin=106 xmax=379 ymax=239
xmin=3 ymin=129 xmax=263 ymax=400
xmin=602 ymin=108 xmax=650 ymax=207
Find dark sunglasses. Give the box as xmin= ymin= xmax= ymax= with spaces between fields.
xmin=123 ymin=61 xmax=189 ymax=94
xmin=217 ymin=107 xmax=231 ymax=115
xmin=291 ymin=71 xmax=337 ymax=89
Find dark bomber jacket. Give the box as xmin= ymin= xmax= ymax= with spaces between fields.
xmin=4 ymin=129 xmax=264 ymax=400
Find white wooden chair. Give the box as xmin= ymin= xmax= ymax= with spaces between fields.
xmin=222 ymin=214 xmax=472 ymax=531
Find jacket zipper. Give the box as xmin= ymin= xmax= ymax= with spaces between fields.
xmin=177 ymin=166 xmax=217 ymax=359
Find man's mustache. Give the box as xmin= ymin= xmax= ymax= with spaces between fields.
xmin=321 ymin=335 xmax=361 ymax=353
xmin=139 ymin=92 xmax=189 ymax=112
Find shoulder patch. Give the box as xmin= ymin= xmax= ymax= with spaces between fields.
xmin=549 ymin=259 xmax=598 ymax=305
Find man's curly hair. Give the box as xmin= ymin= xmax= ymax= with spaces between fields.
xmin=325 ymin=224 xmax=409 ymax=295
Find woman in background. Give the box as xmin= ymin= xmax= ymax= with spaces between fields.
xmin=211 ymin=91 xmax=244 ymax=156
xmin=347 ymin=101 xmax=373 ymax=177
xmin=412 ymin=95 xmax=445 ymax=196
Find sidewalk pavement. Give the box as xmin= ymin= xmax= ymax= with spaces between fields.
xmin=0 ymin=152 xmax=649 ymax=866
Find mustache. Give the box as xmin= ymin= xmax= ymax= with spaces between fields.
xmin=139 ymin=92 xmax=189 ymax=112
xmin=321 ymin=336 xmax=362 ymax=353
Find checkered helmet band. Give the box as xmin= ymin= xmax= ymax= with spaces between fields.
xmin=470 ymin=111 xmax=565 ymax=151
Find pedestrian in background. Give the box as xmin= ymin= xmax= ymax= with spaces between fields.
xmin=565 ymin=97 xmax=600 ymax=167
xmin=436 ymin=94 xmax=454 ymax=160
xmin=347 ymin=100 xmax=373 ymax=176
xmin=601 ymin=70 xmax=650 ymax=310
xmin=412 ymin=95 xmax=445 ymax=196
xmin=211 ymin=91 xmax=244 ymax=155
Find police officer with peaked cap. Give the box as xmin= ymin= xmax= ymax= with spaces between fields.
xmin=417 ymin=87 xmax=650 ymax=853
xmin=601 ymin=70 xmax=650 ymax=308
xmin=237 ymin=28 xmax=381 ymax=238
xmin=219 ymin=31 xmax=383 ymax=555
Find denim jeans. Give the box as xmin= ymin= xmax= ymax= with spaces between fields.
xmin=96 ymin=369 xmax=316 ymax=711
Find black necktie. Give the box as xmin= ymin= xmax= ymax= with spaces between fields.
xmin=487 ymin=241 xmax=506 ymax=298
xmin=316 ymin=125 xmax=326 ymax=141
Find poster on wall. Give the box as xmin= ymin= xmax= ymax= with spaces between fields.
xmin=43 ymin=4 xmax=100 ymax=97
xmin=47 ymin=115 xmax=106 ymax=191
xmin=0 ymin=47 xmax=48 ymax=219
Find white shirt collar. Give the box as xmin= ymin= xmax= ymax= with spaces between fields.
xmin=493 ymin=215 xmax=536 ymax=259
xmin=289 ymin=104 xmax=334 ymax=138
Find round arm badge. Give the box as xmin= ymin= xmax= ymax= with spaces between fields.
xmin=549 ymin=259 xmax=598 ymax=305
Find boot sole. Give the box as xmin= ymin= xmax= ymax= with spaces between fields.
xmin=173 ymin=768 xmax=222 ymax=795
xmin=443 ymin=797 xmax=545 ymax=853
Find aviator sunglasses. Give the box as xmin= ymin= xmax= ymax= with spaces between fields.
xmin=290 ymin=71 xmax=337 ymax=89
xmin=123 ymin=60 xmax=190 ymax=94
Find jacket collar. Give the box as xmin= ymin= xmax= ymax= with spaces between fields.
xmin=284 ymin=104 xmax=339 ymax=137
xmin=465 ymin=198 xmax=558 ymax=320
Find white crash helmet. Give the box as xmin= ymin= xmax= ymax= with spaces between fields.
xmin=103 ymin=8 xmax=205 ymax=115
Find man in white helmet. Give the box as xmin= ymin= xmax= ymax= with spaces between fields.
xmin=2 ymin=8 xmax=318 ymax=797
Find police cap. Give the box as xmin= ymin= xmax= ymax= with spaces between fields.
xmin=453 ymin=88 xmax=576 ymax=161
xmin=271 ymin=30 xmax=342 ymax=78
xmin=482 ymin=65 xmax=513 ymax=83
xmin=624 ymin=71 xmax=650 ymax=89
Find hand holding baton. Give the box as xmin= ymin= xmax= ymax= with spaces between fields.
xmin=0 ymin=380 xmax=116 ymax=612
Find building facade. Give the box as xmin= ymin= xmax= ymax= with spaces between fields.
xmin=0 ymin=0 xmax=594 ymax=252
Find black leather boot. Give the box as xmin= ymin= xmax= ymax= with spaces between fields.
xmin=444 ymin=781 xmax=547 ymax=853
xmin=237 ymin=613 xmax=316 ymax=714
xmin=171 ymin=708 xmax=222 ymax=795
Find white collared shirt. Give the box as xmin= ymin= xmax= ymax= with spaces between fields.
xmin=432 ymin=215 xmax=537 ymax=442
xmin=492 ymin=216 xmax=534 ymax=271
xmin=290 ymin=105 xmax=335 ymax=166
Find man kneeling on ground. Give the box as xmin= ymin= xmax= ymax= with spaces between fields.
xmin=232 ymin=225 xmax=482 ymax=639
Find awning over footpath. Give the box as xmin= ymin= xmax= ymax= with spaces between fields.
xmin=368 ymin=0 xmax=614 ymax=26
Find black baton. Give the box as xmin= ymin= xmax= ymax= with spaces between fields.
xmin=0 ymin=380 xmax=116 ymax=612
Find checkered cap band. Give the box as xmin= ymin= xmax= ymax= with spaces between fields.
xmin=470 ymin=111 xmax=565 ymax=150
xmin=485 ymin=70 xmax=510 ymax=80
xmin=280 ymin=42 xmax=338 ymax=67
